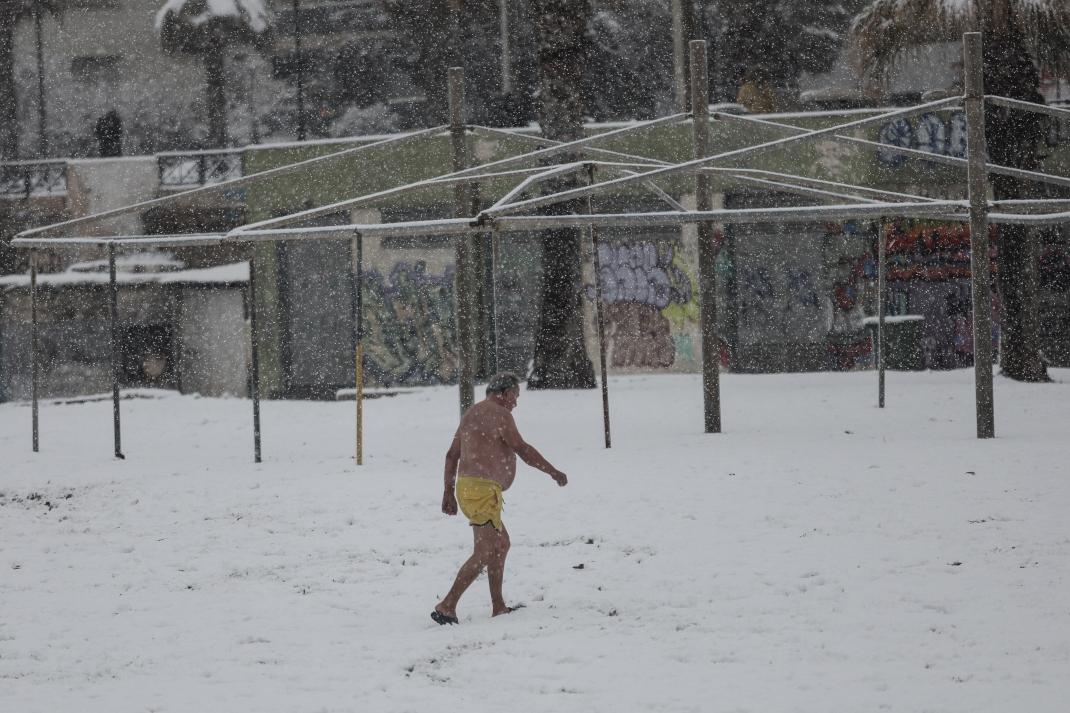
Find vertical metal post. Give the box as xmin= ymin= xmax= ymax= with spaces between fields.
xmin=450 ymin=66 xmax=475 ymax=414
xmin=34 ymin=9 xmax=47 ymax=156
xmin=449 ymin=0 xmax=463 ymax=65
xmin=877 ymin=221 xmax=886 ymax=408
xmin=691 ymin=40 xmax=722 ymax=434
xmin=499 ymin=0 xmax=512 ymax=94
xmin=672 ymin=0 xmax=693 ymax=113
xmin=353 ymin=232 xmax=364 ymax=466
xmin=292 ymin=0 xmax=306 ymax=142
xmin=30 ymin=249 xmax=39 ymax=452
xmin=108 ymin=244 xmax=124 ymax=459
xmin=248 ymin=255 xmax=262 ymax=463
xmin=586 ymin=166 xmax=611 ymax=448
xmin=490 ymin=228 xmax=502 ymax=374
xmin=963 ymin=32 xmax=995 ymax=439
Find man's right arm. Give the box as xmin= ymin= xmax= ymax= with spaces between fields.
xmin=501 ymin=413 xmax=567 ymax=486
xmin=442 ymin=431 xmax=461 ymax=514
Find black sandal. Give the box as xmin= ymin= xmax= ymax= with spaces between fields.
xmin=431 ymin=610 xmax=459 ymax=625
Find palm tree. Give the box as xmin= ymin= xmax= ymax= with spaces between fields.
xmin=0 ymin=0 xmax=59 ymax=159
xmin=156 ymin=0 xmax=271 ymax=147
xmin=850 ymin=0 xmax=1070 ymax=382
xmin=528 ymin=0 xmax=595 ymax=389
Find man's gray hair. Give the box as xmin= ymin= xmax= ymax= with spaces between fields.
xmin=486 ymin=372 xmax=521 ymax=395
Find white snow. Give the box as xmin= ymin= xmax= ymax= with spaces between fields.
xmin=155 ymin=0 xmax=271 ymax=34
xmin=862 ymin=314 xmax=926 ymax=324
xmin=1 ymin=370 xmax=1068 ymax=712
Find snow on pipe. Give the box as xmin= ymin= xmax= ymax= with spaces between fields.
xmin=489 ymin=162 xmax=587 ymax=209
xmin=230 ymin=164 xmax=575 ymax=236
xmin=715 ymin=109 xmax=1070 ymax=191
xmin=604 ymin=167 xmax=689 ymax=211
xmin=985 ymin=95 xmax=1070 ymax=121
xmin=228 ymin=201 xmax=968 ymax=244
xmin=811 ymin=132 xmax=1070 ymax=191
xmin=490 ymin=202 xmax=967 ymax=230
xmin=235 ymin=115 xmax=691 ymax=236
xmin=449 ymin=112 xmax=689 ymax=181
xmin=989 ymin=199 xmax=1070 ymax=211
xmin=711 ymin=173 xmax=882 ymax=205
xmin=704 ymin=167 xmax=935 ymax=203
xmin=477 ymin=97 xmax=964 ymax=219
xmin=988 ymin=209 xmax=1070 ymax=225
xmin=469 ymin=125 xmax=672 ymax=167
xmin=16 ymin=202 xmax=1068 ymax=252
xmin=11 ymin=234 xmax=228 ymax=249
xmin=497 ymin=160 xmax=697 ymax=213
xmin=15 ymin=125 xmax=449 ymax=240
xmin=237 ymin=163 xmax=599 ymax=235
xmin=237 ymin=102 xmax=994 ymax=241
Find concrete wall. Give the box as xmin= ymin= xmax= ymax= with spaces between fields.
xmin=178 ymin=289 xmax=248 ymax=397
xmin=67 ymin=157 xmax=158 ymax=236
xmin=0 ymin=282 xmax=247 ymax=401
xmin=0 ymin=287 xmax=111 ymax=401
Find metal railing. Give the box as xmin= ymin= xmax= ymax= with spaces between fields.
xmin=158 ymin=150 xmax=243 ymax=190
xmin=0 ymin=160 xmax=68 ymax=200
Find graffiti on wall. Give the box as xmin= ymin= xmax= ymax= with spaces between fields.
xmin=737 ymin=264 xmax=825 ymax=336
xmin=884 ymin=221 xmax=1002 ymax=369
xmin=362 ymin=261 xmax=458 ymax=386
xmin=876 ymin=112 xmax=968 ymax=167
xmin=594 ymin=239 xmax=698 ymax=369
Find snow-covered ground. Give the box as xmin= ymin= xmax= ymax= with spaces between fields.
xmin=2 ymin=370 xmax=1068 ymax=712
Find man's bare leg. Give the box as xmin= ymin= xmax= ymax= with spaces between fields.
xmin=487 ymin=524 xmax=512 ymax=616
xmin=435 ymin=524 xmax=498 ymax=619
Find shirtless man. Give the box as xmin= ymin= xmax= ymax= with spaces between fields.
xmin=431 ymin=372 xmax=568 ymax=625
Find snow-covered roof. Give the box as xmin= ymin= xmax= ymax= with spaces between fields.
xmin=861 ymin=315 xmax=926 ymax=325
xmin=0 ymin=261 xmax=249 ymax=290
xmin=155 ymin=0 xmax=271 ymax=33
xmin=68 ymin=252 xmax=185 ymax=274
xmin=799 ymin=43 xmax=961 ymax=104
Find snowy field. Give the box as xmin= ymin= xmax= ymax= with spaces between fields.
xmin=2 ymin=369 xmax=1068 ymax=713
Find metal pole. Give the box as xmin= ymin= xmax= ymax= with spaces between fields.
xmin=34 ymin=8 xmax=47 ymax=156
xmin=108 ymin=244 xmax=124 ymax=459
xmin=587 ymin=168 xmax=611 ymax=448
xmin=30 ymin=249 xmax=39 ymax=452
xmin=248 ymin=62 xmax=260 ymax=144
xmin=877 ymin=222 xmax=886 ymax=409
xmin=963 ymin=32 xmax=995 ymax=439
xmin=491 ymin=228 xmax=502 ymax=374
xmin=499 ymin=0 xmax=512 ymax=94
xmin=671 ymin=0 xmax=693 ymax=113
xmin=449 ymin=66 xmax=475 ymax=414
xmin=450 ymin=0 xmax=462 ymax=65
xmin=292 ymin=0 xmax=305 ymax=142
xmin=248 ymin=256 xmax=262 ymax=463
xmin=353 ymin=232 xmax=364 ymax=466
xmin=691 ymin=40 xmax=721 ymax=434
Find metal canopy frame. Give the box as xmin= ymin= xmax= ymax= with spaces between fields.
xmin=13 ymin=33 xmax=1070 ymax=462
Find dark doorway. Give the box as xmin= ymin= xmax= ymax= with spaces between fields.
xmin=119 ymin=325 xmax=176 ymax=387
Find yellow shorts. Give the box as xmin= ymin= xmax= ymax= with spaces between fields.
xmin=456 ymin=476 xmax=504 ymax=531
